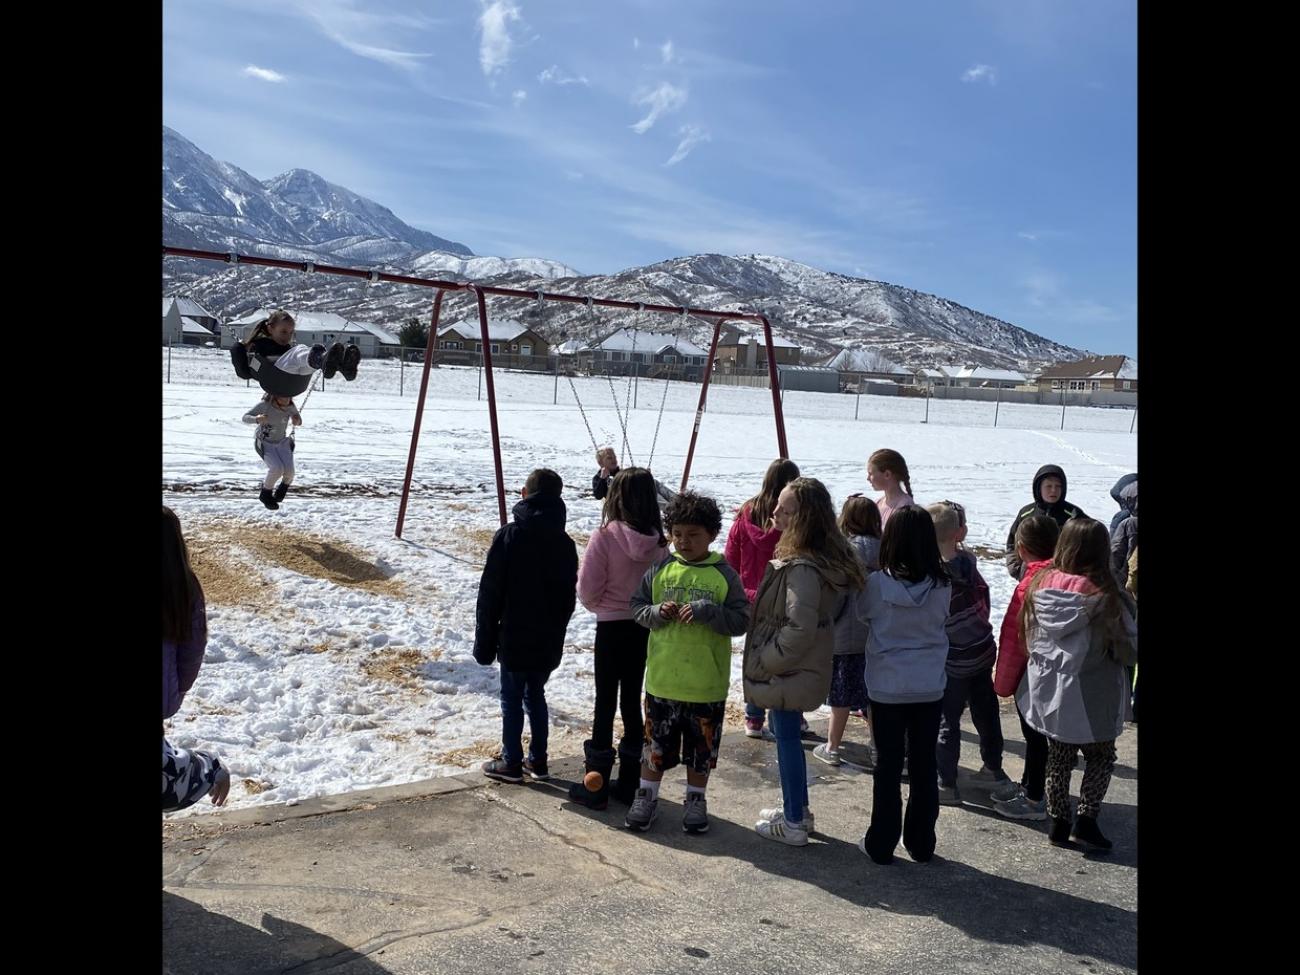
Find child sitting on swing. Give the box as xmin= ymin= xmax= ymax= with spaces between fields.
xmin=231 ymin=310 xmax=361 ymax=388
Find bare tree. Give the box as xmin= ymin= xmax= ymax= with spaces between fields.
xmin=859 ymin=347 xmax=898 ymax=373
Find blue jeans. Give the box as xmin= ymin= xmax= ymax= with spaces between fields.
xmin=499 ymin=668 xmax=550 ymax=766
xmin=769 ymin=709 xmax=808 ymax=824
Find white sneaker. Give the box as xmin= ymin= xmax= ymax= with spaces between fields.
xmin=812 ymin=743 xmax=842 ymax=766
xmin=755 ymin=812 xmax=809 ymax=846
xmin=759 ymin=805 xmax=814 ymax=832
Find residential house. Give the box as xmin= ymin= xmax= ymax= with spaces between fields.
xmin=1034 ymin=355 xmax=1138 ymax=394
xmin=436 ymin=319 xmax=550 ymax=369
xmin=579 ymin=327 xmax=710 ymax=380
xmin=716 ymin=325 xmax=802 ymax=369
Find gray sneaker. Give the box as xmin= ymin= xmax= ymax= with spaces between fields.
xmin=994 ymin=792 xmax=1047 ymax=821
xmin=971 ymin=765 xmax=1012 ymax=787
xmin=625 ymin=787 xmax=659 ymax=831
xmin=991 ymin=779 xmax=1024 ymax=803
xmin=682 ymin=792 xmax=709 ymax=834
xmin=812 ymin=743 xmax=842 ymax=766
xmin=938 ymin=783 xmax=963 ymax=806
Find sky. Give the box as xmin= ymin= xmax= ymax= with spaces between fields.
xmin=162 ymin=0 xmax=1137 ymax=355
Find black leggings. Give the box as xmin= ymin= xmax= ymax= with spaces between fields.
xmin=1017 ymin=705 xmax=1049 ymax=802
xmin=591 ymin=619 xmax=649 ymax=752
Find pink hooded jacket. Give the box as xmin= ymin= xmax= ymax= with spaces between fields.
xmin=578 ymin=520 xmax=666 ymax=621
xmin=724 ymin=503 xmax=784 ymax=602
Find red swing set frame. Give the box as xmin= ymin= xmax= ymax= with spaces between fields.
xmin=163 ymin=245 xmax=790 ymax=533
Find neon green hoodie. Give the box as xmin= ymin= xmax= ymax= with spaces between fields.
xmin=630 ymin=552 xmax=750 ymax=703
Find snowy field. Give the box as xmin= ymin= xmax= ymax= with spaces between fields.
xmin=162 ymin=347 xmax=1137 ymax=817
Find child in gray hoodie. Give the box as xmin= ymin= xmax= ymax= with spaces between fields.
xmin=856 ymin=505 xmax=952 ymax=865
xmin=243 ymin=393 xmax=302 ymax=510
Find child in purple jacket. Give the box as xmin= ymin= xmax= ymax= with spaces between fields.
xmin=163 ymin=507 xmax=230 ymax=812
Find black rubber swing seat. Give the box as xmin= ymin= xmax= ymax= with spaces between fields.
xmin=231 ymin=344 xmax=314 ymax=397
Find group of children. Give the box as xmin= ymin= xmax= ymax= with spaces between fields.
xmin=472 ymin=448 xmax=1138 ymax=862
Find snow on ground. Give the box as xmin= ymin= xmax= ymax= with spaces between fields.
xmin=162 ymin=347 xmax=1136 ymax=816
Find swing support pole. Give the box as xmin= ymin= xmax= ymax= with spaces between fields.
xmin=759 ymin=315 xmax=789 ymax=458
xmin=396 ymin=290 xmax=444 ymax=539
xmin=474 ymin=287 xmax=509 ymax=527
xmin=679 ymin=322 xmax=722 ymax=494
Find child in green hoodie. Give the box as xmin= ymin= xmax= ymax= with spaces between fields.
xmin=627 ymin=491 xmax=750 ymax=835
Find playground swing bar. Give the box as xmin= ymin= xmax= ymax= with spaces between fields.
xmin=161 ymin=245 xmax=790 ymax=534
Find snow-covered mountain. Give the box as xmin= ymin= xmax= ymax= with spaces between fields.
xmin=163 ymin=126 xmax=472 ymax=263
xmin=162 ymin=128 xmax=1086 ymax=370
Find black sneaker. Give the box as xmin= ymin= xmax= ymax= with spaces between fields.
xmin=231 ymin=344 xmax=252 ymax=380
xmin=259 ymin=487 xmax=279 ymax=510
xmin=482 ymin=759 xmax=523 ymax=783
xmin=307 ymin=344 xmax=327 ymax=370
xmin=341 ymin=344 xmax=361 ymax=381
xmin=323 ymin=343 xmax=345 ymax=379
xmin=273 ymin=483 xmax=289 ymax=504
xmin=523 ymin=757 xmax=549 ymax=781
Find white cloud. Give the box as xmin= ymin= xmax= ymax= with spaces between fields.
xmin=961 ymin=63 xmax=998 ymax=85
xmin=630 ymin=82 xmax=688 ymax=134
xmin=290 ymin=0 xmax=433 ymax=72
xmin=632 ymin=37 xmax=640 ymax=50
xmin=478 ymin=0 xmax=522 ymax=77
xmin=538 ymin=65 xmax=589 ymax=86
xmin=660 ymin=39 xmax=677 ymax=64
xmin=512 ymin=89 xmax=527 ymax=106
xmin=666 ymin=125 xmax=710 ymax=166
xmin=1018 ymin=231 xmax=1039 ymax=241
xmin=243 ymin=65 xmax=286 ymax=83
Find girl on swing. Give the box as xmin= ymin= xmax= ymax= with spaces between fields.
xmin=231 ymin=310 xmax=361 ymax=392
xmin=243 ymin=392 xmax=300 ymax=509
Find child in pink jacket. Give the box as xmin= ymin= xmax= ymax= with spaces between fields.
xmin=990 ymin=515 xmax=1059 ymax=821
xmin=571 ymin=468 xmax=669 ymax=809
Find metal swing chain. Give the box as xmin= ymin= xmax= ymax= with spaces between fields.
xmin=645 ymin=308 xmax=687 ymax=471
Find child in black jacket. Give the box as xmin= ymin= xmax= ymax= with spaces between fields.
xmin=474 ymin=469 xmax=579 ymax=782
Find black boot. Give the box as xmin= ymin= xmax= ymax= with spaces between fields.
xmin=307 ymin=344 xmax=328 ymax=370
xmin=231 ymin=343 xmax=252 ymax=380
xmin=273 ymin=482 xmax=289 ymax=503
xmin=259 ymin=487 xmax=279 ymax=510
xmin=323 ymin=343 xmax=345 ymax=379
xmin=341 ymin=344 xmax=361 ymax=381
xmin=567 ymin=741 xmax=615 ymax=810
xmin=1070 ymin=815 xmax=1113 ymax=853
xmin=1048 ymin=814 xmax=1074 ymax=848
xmin=611 ymin=740 xmax=643 ymax=805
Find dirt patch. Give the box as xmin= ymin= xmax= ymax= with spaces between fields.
xmin=968 ymin=544 xmax=1005 ymax=560
xmin=241 ymin=779 xmax=272 ymax=795
xmin=460 ymin=527 xmax=498 ymax=557
xmin=570 ymin=530 xmax=590 ymax=549
xmin=361 ymin=647 xmax=429 ymax=690
xmin=188 ymin=519 xmax=406 ymax=598
xmin=435 ymin=740 xmax=501 ymax=768
xmin=724 ymin=700 xmax=752 ymax=730
xmin=188 ymin=531 xmax=263 ymax=607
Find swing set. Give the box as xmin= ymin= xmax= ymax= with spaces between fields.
xmin=162 ymin=245 xmax=790 ymax=533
